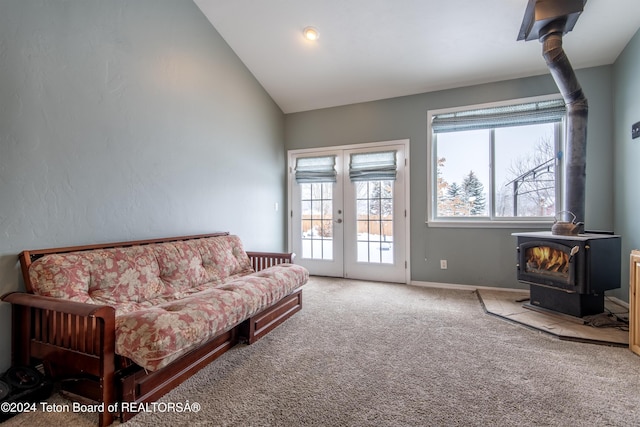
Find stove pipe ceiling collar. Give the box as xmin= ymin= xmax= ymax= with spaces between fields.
xmin=517 ymin=0 xmax=586 ymax=42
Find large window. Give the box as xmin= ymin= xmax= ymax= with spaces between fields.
xmin=428 ymin=96 xmax=565 ymax=225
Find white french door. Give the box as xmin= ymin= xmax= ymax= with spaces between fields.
xmin=288 ymin=140 xmax=409 ymax=283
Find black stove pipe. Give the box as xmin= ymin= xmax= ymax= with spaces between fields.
xmin=518 ymin=0 xmax=588 ymax=226
xmin=539 ymin=20 xmax=588 ymax=225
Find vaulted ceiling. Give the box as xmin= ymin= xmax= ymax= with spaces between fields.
xmin=195 ymin=0 xmax=640 ymax=113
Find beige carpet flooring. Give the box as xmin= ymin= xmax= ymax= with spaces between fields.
xmin=4 ymin=277 xmax=640 ymax=427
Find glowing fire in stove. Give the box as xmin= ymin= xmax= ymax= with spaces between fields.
xmin=525 ymin=246 xmax=569 ymax=275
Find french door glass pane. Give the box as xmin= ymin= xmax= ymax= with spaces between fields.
xmin=301 ymin=182 xmax=333 ymax=260
xmin=355 ymin=180 xmax=393 ymax=264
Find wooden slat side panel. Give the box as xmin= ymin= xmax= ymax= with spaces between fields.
xmin=26 ymin=306 xmax=109 ymax=357
xmin=247 ymin=251 xmax=294 ymax=272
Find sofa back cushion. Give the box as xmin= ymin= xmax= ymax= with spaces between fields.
xmin=28 ymin=245 xmax=164 ymax=305
xmin=152 ymin=241 xmax=213 ymax=293
xmin=28 ymin=235 xmax=254 ymax=307
xmin=198 ymin=234 xmax=253 ymax=281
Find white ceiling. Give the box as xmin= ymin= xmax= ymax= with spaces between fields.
xmin=194 ymin=0 xmax=640 ymax=114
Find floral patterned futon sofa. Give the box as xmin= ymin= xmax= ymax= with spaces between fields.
xmin=3 ymin=232 xmax=308 ymax=426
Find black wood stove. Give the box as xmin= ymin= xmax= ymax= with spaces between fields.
xmin=513 ymin=231 xmax=621 ymax=317
xmin=513 ymin=2 xmax=623 ymax=318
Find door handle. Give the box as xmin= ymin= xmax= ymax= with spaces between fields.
xmin=335 ymin=218 xmax=343 ymax=224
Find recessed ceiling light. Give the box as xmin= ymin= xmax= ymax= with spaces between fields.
xmin=303 ymin=26 xmax=319 ymax=41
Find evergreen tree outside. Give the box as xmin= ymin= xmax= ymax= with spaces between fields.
xmin=462 ymin=170 xmax=486 ymax=216
xmin=437 ymin=158 xmax=487 ymax=217
xmin=446 ymin=182 xmax=464 ymax=215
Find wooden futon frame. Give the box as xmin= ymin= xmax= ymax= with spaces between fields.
xmin=3 ymin=233 xmax=303 ymax=426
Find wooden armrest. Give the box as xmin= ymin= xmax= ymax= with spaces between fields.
xmin=2 ymin=291 xmax=115 ymax=366
xmin=3 ymin=292 xmax=117 ymax=427
xmin=2 ymin=292 xmax=115 ymax=319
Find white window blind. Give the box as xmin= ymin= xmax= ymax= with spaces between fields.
xmin=431 ymin=98 xmax=566 ymax=134
xmin=349 ymin=151 xmax=397 ymax=182
xmin=295 ymin=156 xmax=337 ymax=183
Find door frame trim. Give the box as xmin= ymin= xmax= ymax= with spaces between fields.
xmin=287 ymin=139 xmax=410 ymax=284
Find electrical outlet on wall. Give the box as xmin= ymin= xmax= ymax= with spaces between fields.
xmin=440 ymin=260 xmax=448 ymax=269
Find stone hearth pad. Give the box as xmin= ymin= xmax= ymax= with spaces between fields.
xmin=477 ymin=289 xmax=629 ymax=346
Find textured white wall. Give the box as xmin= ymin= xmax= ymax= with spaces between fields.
xmin=0 ymin=0 xmax=285 ymax=370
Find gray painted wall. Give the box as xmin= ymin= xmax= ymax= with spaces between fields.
xmin=285 ymin=66 xmax=615 ymax=291
xmin=0 ymin=0 xmax=286 ymax=371
xmin=614 ymin=28 xmax=640 ymax=301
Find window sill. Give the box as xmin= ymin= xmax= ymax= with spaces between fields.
xmin=426 ymin=219 xmax=554 ymax=229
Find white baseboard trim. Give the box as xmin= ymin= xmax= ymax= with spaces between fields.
xmin=410 ymin=280 xmax=528 ymax=293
